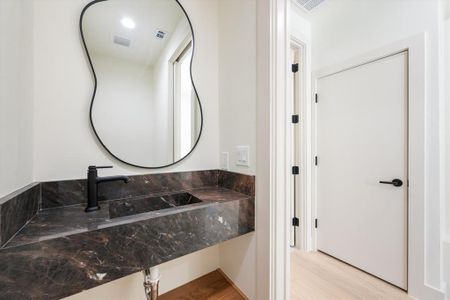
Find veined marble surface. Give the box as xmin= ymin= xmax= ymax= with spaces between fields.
xmin=0 ymin=170 xmax=255 ymax=300
xmin=4 ymin=187 xmax=251 ymax=249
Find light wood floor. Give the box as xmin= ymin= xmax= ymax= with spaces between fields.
xmin=291 ymin=250 xmax=412 ymax=300
xmin=159 ymin=270 xmax=245 ymax=300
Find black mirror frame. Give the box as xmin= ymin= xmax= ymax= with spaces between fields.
xmin=79 ymin=0 xmax=204 ymax=169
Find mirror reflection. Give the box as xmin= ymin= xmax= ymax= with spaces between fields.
xmin=82 ymin=0 xmax=202 ymax=168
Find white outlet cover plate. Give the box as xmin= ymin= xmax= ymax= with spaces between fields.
xmin=220 ymin=152 xmax=229 ymax=170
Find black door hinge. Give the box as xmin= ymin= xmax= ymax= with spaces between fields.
xmin=315 ymin=156 xmax=318 ymax=166
xmin=292 ymin=217 xmax=300 ymax=227
xmin=292 ymin=63 xmax=299 ymax=73
xmin=315 ymin=93 xmax=318 ymax=103
xmin=315 ymin=219 xmax=318 ymax=228
xmin=292 ymin=166 xmax=300 ymax=175
xmin=292 ymin=114 xmax=299 ymax=124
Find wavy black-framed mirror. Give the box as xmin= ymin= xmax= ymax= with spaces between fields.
xmin=80 ymin=0 xmax=203 ymax=168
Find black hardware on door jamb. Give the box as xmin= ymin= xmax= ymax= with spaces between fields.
xmin=291 ymin=165 xmax=300 ymax=248
xmin=290 ymin=62 xmax=301 ymax=248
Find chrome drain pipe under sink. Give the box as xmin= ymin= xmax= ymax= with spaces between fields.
xmin=143 ymin=267 xmax=160 ymax=300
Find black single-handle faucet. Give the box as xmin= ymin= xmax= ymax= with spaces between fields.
xmin=85 ymin=165 xmax=130 ymax=212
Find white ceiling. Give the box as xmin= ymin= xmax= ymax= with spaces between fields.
xmin=83 ymin=0 xmax=185 ymax=66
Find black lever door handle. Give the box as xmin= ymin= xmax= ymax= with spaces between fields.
xmin=379 ymin=179 xmax=403 ymax=187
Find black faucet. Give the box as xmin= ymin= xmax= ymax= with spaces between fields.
xmin=85 ymin=166 xmax=130 ymax=212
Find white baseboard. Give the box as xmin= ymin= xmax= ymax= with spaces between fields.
xmin=421 ymin=283 xmax=445 ymax=300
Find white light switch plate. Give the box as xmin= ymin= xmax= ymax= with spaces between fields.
xmin=236 ymin=146 xmax=250 ymax=167
xmin=220 ymin=152 xmax=229 ymax=170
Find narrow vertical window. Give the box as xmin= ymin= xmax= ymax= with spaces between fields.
xmin=173 ymin=41 xmax=195 ymax=159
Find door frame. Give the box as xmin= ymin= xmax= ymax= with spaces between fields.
xmin=259 ymin=0 xmax=291 ymax=299
xmin=289 ymin=37 xmax=309 ymax=251
xmin=309 ymin=33 xmax=434 ymax=298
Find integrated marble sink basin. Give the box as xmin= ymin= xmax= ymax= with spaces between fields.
xmin=3 ymin=188 xmax=247 ymax=250
xmin=109 ymin=192 xmax=203 ymax=219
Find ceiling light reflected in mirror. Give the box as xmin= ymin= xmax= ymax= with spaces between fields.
xmin=121 ymin=17 xmax=136 ymax=29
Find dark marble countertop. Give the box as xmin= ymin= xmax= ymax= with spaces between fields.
xmin=4 ymin=187 xmax=249 ymax=249
xmin=0 ymin=186 xmax=254 ymax=300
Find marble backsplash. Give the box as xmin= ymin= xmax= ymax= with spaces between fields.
xmin=0 ymin=183 xmax=40 ymax=246
xmin=218 ymin=170 xmax=255 ymax=197
xmin=41 ymin=169 xmax=255 ymax=208
xmin=41 ymin=170 xmax=218 ymax=208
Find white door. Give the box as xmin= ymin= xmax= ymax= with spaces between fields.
xmin=316 ymin=51 xmax=408 ymax=289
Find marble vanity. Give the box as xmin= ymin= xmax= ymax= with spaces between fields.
xmin=0 ymin=170 xmax=255 ymax=300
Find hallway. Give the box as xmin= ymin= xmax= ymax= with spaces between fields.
xmin=291 ymin=250 xmax=411 ymax=300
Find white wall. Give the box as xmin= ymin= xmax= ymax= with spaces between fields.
xmin=219 ymin=234 xmax=256 ymax=299
xmin=32 ymin=0 xmax=219 ymax=181
xmin=64 ymin=246 xmax=220 ymax=300
xmin=217 ymin=0 xmax=257 ymax=176
xmin=290 ymin=4 xmax=311 ymax=43
xmin=0 ymin=0 xmax=34 ymax=198
xmin=91 ymin=55 xmax=162 ymax=166
xmin=217 ymin=0 xmax=257 ymax=299
xmin=300 ymin=0 xmax=444 ymax=297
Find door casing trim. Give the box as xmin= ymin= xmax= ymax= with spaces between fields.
xmin=289 ymin=37 xmax=309 ymax=251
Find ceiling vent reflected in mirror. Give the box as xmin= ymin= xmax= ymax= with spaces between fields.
xmin=155 ymin=29 xmax=167 ymax=40
xmin=113 ymin=35 xmax=131 ymax=47
xmin=294 ymin=0 xmax=325 ymax=11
